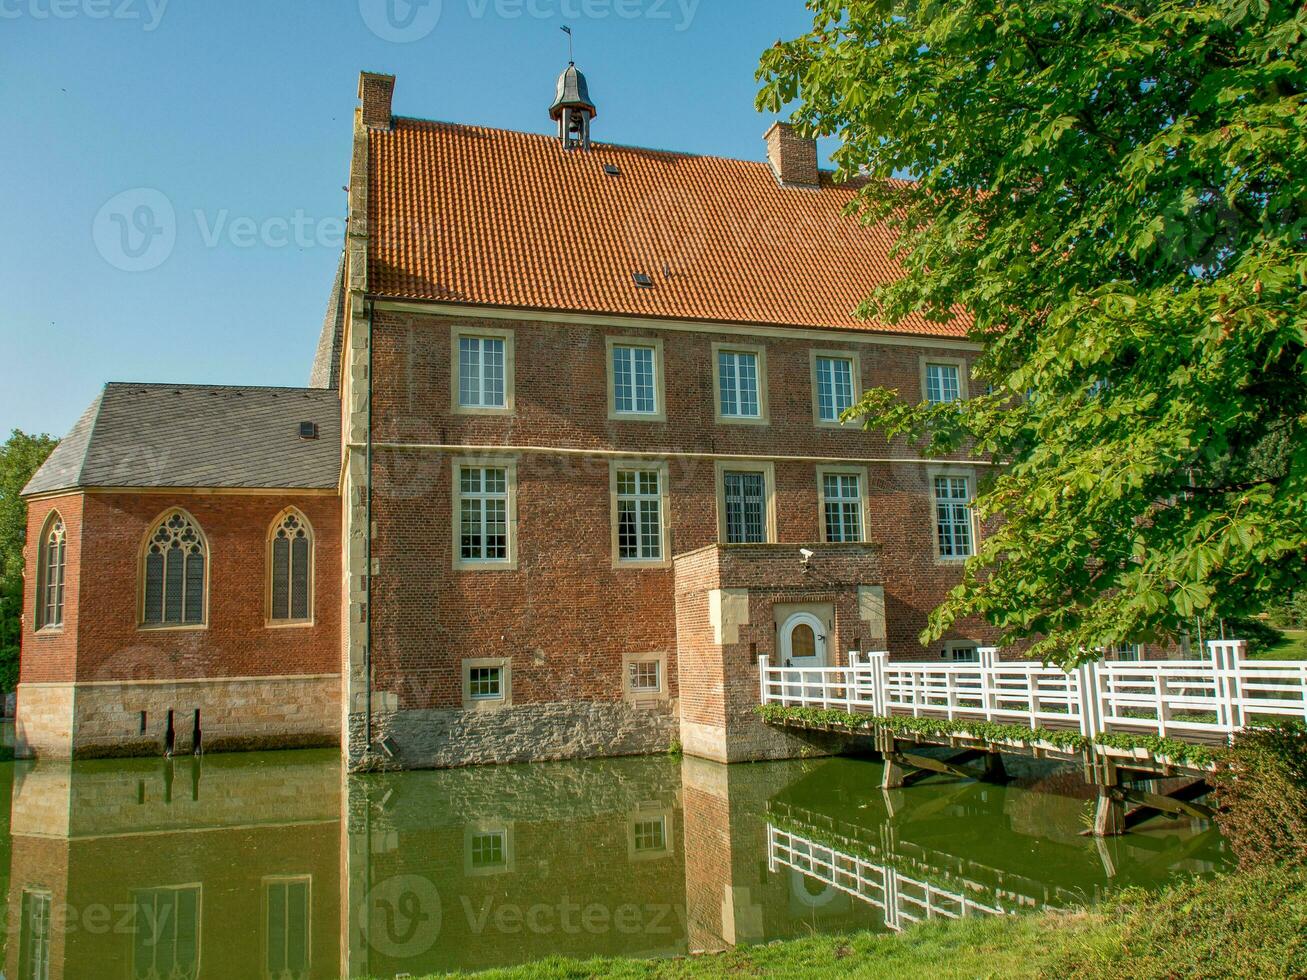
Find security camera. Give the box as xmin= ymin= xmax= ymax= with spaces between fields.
xmin=800 ymin=548 xmax=815 ymax=560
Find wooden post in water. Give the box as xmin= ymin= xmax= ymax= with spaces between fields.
xmin=1085 ymin=753 xmax=1126 ymax=836
xmin=877 ymin=726 xmax=906 ymax=789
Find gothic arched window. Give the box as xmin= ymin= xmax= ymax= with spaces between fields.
xmin=37 ymin=513 xmax=66 ymax=629
xmin=269 ymin=510 xmax=313 ymax=624
xmin=141 ymin=511 xmax=207 ymax=627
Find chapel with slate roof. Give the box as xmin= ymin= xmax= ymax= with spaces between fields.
xmin=17 ymin=68 xmax=991 ymax=767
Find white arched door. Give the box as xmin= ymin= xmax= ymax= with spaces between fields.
xmin=780 ymin=612 xmax=827 ymax=699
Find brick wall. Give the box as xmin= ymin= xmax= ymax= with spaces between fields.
xmin=364 ymin=309 xmax=992 ymax=735
xmin=18 ymin=490 xmax=342 ymax=758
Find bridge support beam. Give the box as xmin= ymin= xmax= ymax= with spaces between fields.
xmin=878 ymin=731 xmax=1010 ymax=790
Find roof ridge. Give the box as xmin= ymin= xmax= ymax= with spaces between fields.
xmin=72 ymin=387 xmax=108 ymax=490
xmin=388 ymin=115 xmax=806 ymax=171
xmin=105 ymin=381 xmax=335 ymax=395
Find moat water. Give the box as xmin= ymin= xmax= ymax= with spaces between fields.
xmin=0 ymin=749 xmax=1230 ymax=978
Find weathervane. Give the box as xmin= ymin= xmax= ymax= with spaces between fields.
xmin=561 ymin=24 xmax=574 ymax=64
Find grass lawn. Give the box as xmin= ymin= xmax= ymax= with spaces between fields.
xmin=1256 ymin=629 xmax=1307 ymax=661
xmin=414 ymin=865 xmax=1307 ymax=980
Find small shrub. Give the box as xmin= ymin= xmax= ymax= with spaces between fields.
xmin=1211 ymin=722 xmax=1307 ymax=868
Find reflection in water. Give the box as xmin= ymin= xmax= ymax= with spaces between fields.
xmin=0 ymin=750 xmax=1229 ymax=979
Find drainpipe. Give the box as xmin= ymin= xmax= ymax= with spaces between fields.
xmin=364 ymin=298 xmax=375 ymax=749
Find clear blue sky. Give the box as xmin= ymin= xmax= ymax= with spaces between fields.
xmin=1 ymin=0 xmax=831 ymax=438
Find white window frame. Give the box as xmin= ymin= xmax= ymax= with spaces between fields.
xmin=711 ymin=343 xmax=769 ymax=424
xmin=943 ymin=644 xmax=980 ymax=662
xmin=930 ymin=468 xmax=976 ymax=562
xmin=816 ymin=466 xmax=869 ymax=544
xmin=622 ymin=651 xmax=669 ymax=703
xmin=451 ymin=325 xmax=515 ymax=415
xmin=920 ymin=356 xmax=968 ymax=405
xmin=452 ymin=458 xmax=518 ymax=570
xmin=609 ymin=461 xmax=671 ymax=568
xmin=464 ymin=821 xmax=515 ymax=876
xmin=138 ymin=508 xmax=209 ymax=631
xmin=627 ymin=810 xmax=672 ymax=861
xmin=36 ymin=511 xmax=66 ymax=632
xmin=606 ymin=336 xmax=666 ymax=421
xmin=714 ymin=461 xmax=777 ymax=544
xmin=462 ymin=657 xmax=512 ymax=710
xmin=266 ymin=508 xmax=314 ymax=628
xmin=809 ymin=350 xmax=862 ymax=427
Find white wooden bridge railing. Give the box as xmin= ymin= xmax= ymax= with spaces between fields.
xmin=759 ymin=640 xmax=1307 ymax=741
xmin=767 ymin=823 xmax=1006 ymax=930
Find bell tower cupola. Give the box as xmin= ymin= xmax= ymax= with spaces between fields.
xmin=549 ymin=63 xmax=597 ymax=151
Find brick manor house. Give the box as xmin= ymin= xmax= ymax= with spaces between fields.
xmin=18 ymin=68 xmax=1000 ymax=769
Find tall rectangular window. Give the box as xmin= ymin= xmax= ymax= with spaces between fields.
xmin=925 ymin=363 xmax=962 ymax=405
xmin=264 ymin=878 xmax=310 ymax=980
xmin=459 ymin=466 xmax=509 ymax=563
xmin=934 ymin=476 xmax=974 ymax=558
xmin=718 ymin=350 xmax=761 ymax=419
xmin=822 ymin=473 xmax=864 ymax=543
xmin=814 ymin=356 xmax=856 ymax=422
xmin=133 ymin=886 xmax=201 ymax=980
xmin=723 ymin=471 xmax=767 ymax=544
xmin=612 ymin=344 xmax=657 ymax=415
xmin=616 ymin=469 xmax=663 ymax=562
xmin=458 ymin=335 xmax=506 ymax=409
xmin=19 ymin=890 xmax=51 ymax=980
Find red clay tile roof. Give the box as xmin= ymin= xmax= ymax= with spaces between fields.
xmin=367 ymin=119 xmax=970 ymax=338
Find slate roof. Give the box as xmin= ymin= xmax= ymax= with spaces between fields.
xmin=22 ymin=383 xmax=341 ymax=496
xmin=310 ymin=254 xmax=346 ymax=389
xmin=367 ymin=119 xmax=970 ymax=337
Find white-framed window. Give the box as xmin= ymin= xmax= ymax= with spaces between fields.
xmin=452 ymin=327 xmax=514 ymax=414
xmin=615 ymin=468 xmax=664 ymax=563
xmin=713 ymin=344 xmax=767 ymax=422
xmin=263 ymin=877 xmax=311 ymax=980
xmin=723 ymin=470 xmax=767 ymax=544
xmin=462 ymin=658 xmax=511 ymax=710
xmin=820 ymin=471 xmax=864 ymax=543
xmin=464 ymin=822 xmax=514 ymax=876
xmin=813 ymin=354 xmax=858 ymax=423
xmin=141 ymin=510 xmax=208 ymax=628
xmin=459 ymin=336 xmax=505 ymax=408
xmin=469 ymin=666 xmax=503 ymax=701
xmin=623 ymin=652 xmax=668 ymax=703
xmin=627 ymin=806 xmax=672 ymax=860
xmin=608 ymin=339 xmax=663 ymax=418
xmin=455 ymin=464 xmax=513 ymax=566
xmin=132 ymin=885 xmax=201 ymax=980
xmin=933 ymin=475 xmax=974 ymax=559
xmin=37 ymin=512 xmax=65 ymax=630
xmin=19 ymin=889 xmax=51 ymax=980
xmin=1108 ymin=644 xmax=1141 ymax=662
xmin=268 ymin=510 xmax=313 ymax=625
xmin=629 ymin=660 xmax=660 ymax=693
xmin=925 ymin=362 xmax=962 ymax=404
xmin=944 ymin=644 xmax=979 ymax=662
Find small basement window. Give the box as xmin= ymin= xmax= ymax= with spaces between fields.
xmin=298 ymin=421 xmax=319 ymax=440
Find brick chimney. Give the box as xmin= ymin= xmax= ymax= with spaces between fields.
xmin=764 ymin=122 xmax=820 ymax=188
xmin=358 ymin=72 xmax=396 ymax=131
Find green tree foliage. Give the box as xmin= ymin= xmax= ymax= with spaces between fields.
xmin=759 ymin=1 xmax=1307 ymax=666
xmin=0 ymin=431 xmax=58 ymax=690
xmin=1212 ymin=723 xmax=1307 ymax=868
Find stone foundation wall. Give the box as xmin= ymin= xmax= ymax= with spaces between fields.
xmin=353 ymin=698 xmax=679 ymax=771
xmin=14 ymin=684 xmax=75 ymax=760
xmin=16 ymin=675 xmax=341 ymax=759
